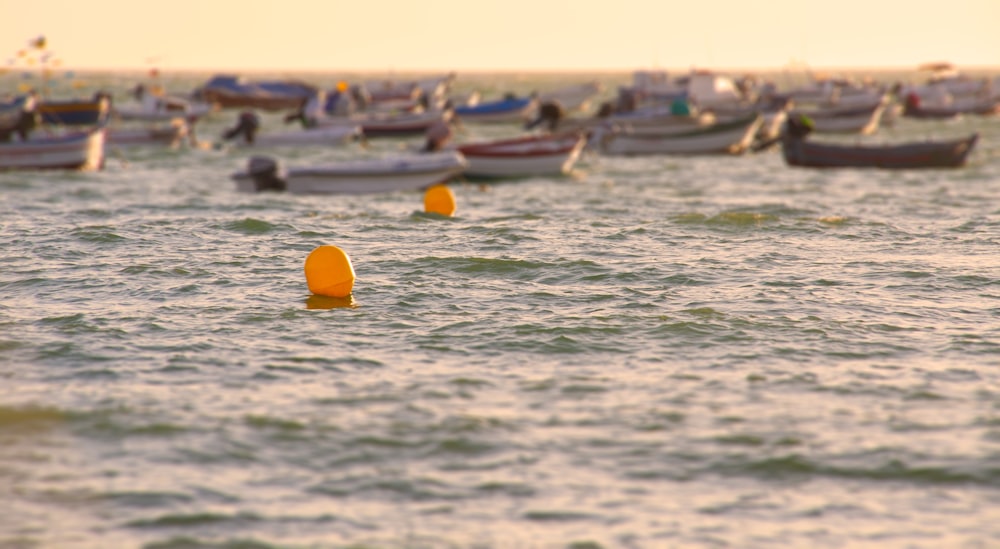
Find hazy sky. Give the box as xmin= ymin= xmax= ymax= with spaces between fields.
xmin=3 ymin=0 xmax=998 ymax=73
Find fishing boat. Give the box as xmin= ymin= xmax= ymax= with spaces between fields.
xmin=221 ymin=111 xmax=362 ymax=147
xmin=538 ymin=81 xmax=603 ymax=113
xmin=316 ymin=109 xmax=452 ymax=138
xmin=790 ymin=102 xmax=886 ymax=135
xmin=231 ymin=151 xmax=467 ymax=194
xmin=595 ymin=113 xmax=763 ymax=156
xmin=453 ymin=95 xmax=537 ymax=124
xmin=192 ymin=74 xmax=317 ymax=111
xmin=780 ymin=115 xmax=977 ymax=169
xmin=106 ymin=120 xmax=190 ymax=148
xmin=455 ymin=132 xmax=587 ymax=179
xmin=0 ymin=127 xmax=106 ymax=171
xmin=38 ymin=95 xmax=110 ymax=126
xmin=112 ymin=92 xmax=215 ymax=122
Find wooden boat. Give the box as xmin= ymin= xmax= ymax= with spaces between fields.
xmin=790 ymin=103 xmax=885 ymax=135
xmin=780 ymin=116 xmax=977 ymax=169
xmin=538 ymin=81 xmax=602 ymax=113
xmin=595 ymin=113 xmax=763 ymax=156
xmin=455 ymin=132 xmax=587 ymax=179
xmin=900 ymin=92 xmax=998 ymax=119
xmin=39 ymin=95 xmax=110 ymax=126
xmin=231 ymin=151 xmax=467 ymax=194
xmin=0 ymin=127 xmax=105 ymax=171
xmin=318 ymin=110 xmax=452 ymax=138
xmin=106 ymin=120 xmax=190 ymax=147
xmin=193 ymin=74 xmax=316 ymax=111
xmin=453 ymin=96 xmax=536 ymax=124
xmin=113 ymin=94 xmax=215 ymax=122
xmin=221 ymin=112 xmax=362 ymax=147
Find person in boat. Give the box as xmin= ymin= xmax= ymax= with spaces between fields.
xmin=421 ymin=120 xmax=453 ymax=152
xmin=222 ymin=110 xmax=261 ymax=144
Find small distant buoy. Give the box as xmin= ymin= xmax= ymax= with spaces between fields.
xmin=304 ymin=245 xmax=355 ymax=298
xmin=424 ymin=184 xmax=456 ymax=216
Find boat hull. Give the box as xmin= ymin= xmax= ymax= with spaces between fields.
xmin=782 ymin=133 xmax=978 ymax=169
xmin=0 ymin=128 xmax=106 ymax=171
xmin=457 ymin=133 xmax=586 ymax=178
xmin=598 ymin=114 xmax=763 ymax=156
xmin=454 ymin=97 xmax=536 ymax=124
xmin=39 ymin=98 xmax=110 ymax=126
xmin=240 ymin=125 xmax=361 ymax=147
xmin=319 ymin=111 xmax=450 ymax=137
xmin=107 ymin=123 xmax=189 ymax=147
xmin=232 ymin=151 xmax=467 ymax=194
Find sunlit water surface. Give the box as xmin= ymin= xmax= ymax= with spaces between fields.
xmin=2 ymin=72 xmax=1000 ymax=549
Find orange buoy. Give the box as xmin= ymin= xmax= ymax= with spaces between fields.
xmin=304 ymin=245 xmax=355 ymax=298
xmin=424 ymin=184 xmax=456 ymax=216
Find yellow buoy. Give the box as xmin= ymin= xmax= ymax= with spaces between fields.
xmin=424 ymin=184 xmax=456 ymax=216
xmin=304 ymin=245 xmax=355 ymax=298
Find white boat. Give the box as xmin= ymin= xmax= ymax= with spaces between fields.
xmin=791 ymin=103 xmax=885 ymax=135
xmin=538 ymin=81 xmax=603 ymax=113
xmin=453 ymin=96 xmax=537 ymax=124
xmin=106 ymin=120 xmax=190 ymax=147
xmin=595 ymin=113 xmax=763 ymax=156
xmin=231 ymin=151 xmax=467 ymax=194
xmin=113 ymin=95 xmax=214 ymax=122
xmin=222 ymin=111 xmax=362 ymax=147
xmin=240 ymin=125 xmax=362 ymax=148
xmin=317 ymin=110 xmax=451 ymax=137
xmin=0 ymin=127 xmax=105 ymax=171
xmin=455 ymin=132 xmax=587 ymax=179
xmin=112 ymin=82 xmax=214 ymax=122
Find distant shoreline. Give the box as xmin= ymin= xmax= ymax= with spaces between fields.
xmin=5 ymin=65 xmax=1000 ymax=78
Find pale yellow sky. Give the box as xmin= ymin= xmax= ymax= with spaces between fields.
xmin=4 ymin=0 xmax=999 ymax=73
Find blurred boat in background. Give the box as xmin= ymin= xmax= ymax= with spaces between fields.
xmin=456 ymin=132 xmax=587 ymax=179
xmin=454 ymin=95 xmax=537 ymax=124
xmin=780 ymin=115 xmax=978 ymax=169
xmin=0 ymin=127 xmax=105 ymax=171
xmin=192 ymin=74 xmax=317 ymax=111
xmin=38 ymin=94 xmax=110 ymax=126
xmin=595 ymin=112 xmax=763 ymax=156
xmin=231 ymin=151 xmax=467 ymax=194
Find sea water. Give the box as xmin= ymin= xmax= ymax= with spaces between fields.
xmin=1 ymin=71 xmax=999 ymax=548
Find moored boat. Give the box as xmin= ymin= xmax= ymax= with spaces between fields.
xmin=231 ymin=151 xmax=467 ymax=194
xmin=38 ymin=95 xmax=110 ymax=126
xmin=106 ymin=120 xmax=190 ymax=148
xmin=595 ymin=113 xmax=763 ymax=156
xmin=780 ymin=115 xmax=977 ymax=169
xmin=113 ymin=92 xmax=215 ymax=123
xmin=453 ymin=95 xmax=537 ymax=124
xmin=0 ymin=127 xmax=106 ymax=171
xmin=193 ymin=74 xmax=317 ymax=111
xmin=790 ymin=102 xmax=885 ymax=135
xmin=221 ymin=111 xmax=362 ymax=147
xmin=317 ymin=109 xmax=452 ymax=138
xmin=456 ymin=132 xmax=587 ymax=179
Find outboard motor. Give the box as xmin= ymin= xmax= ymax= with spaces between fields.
xmin=246 ymin=155 xmax=287 ymax=192
xmin=525 ymin=100 xmax=564 ymax=131
xmin=223 ymin=110 xmax=260 ymax=144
